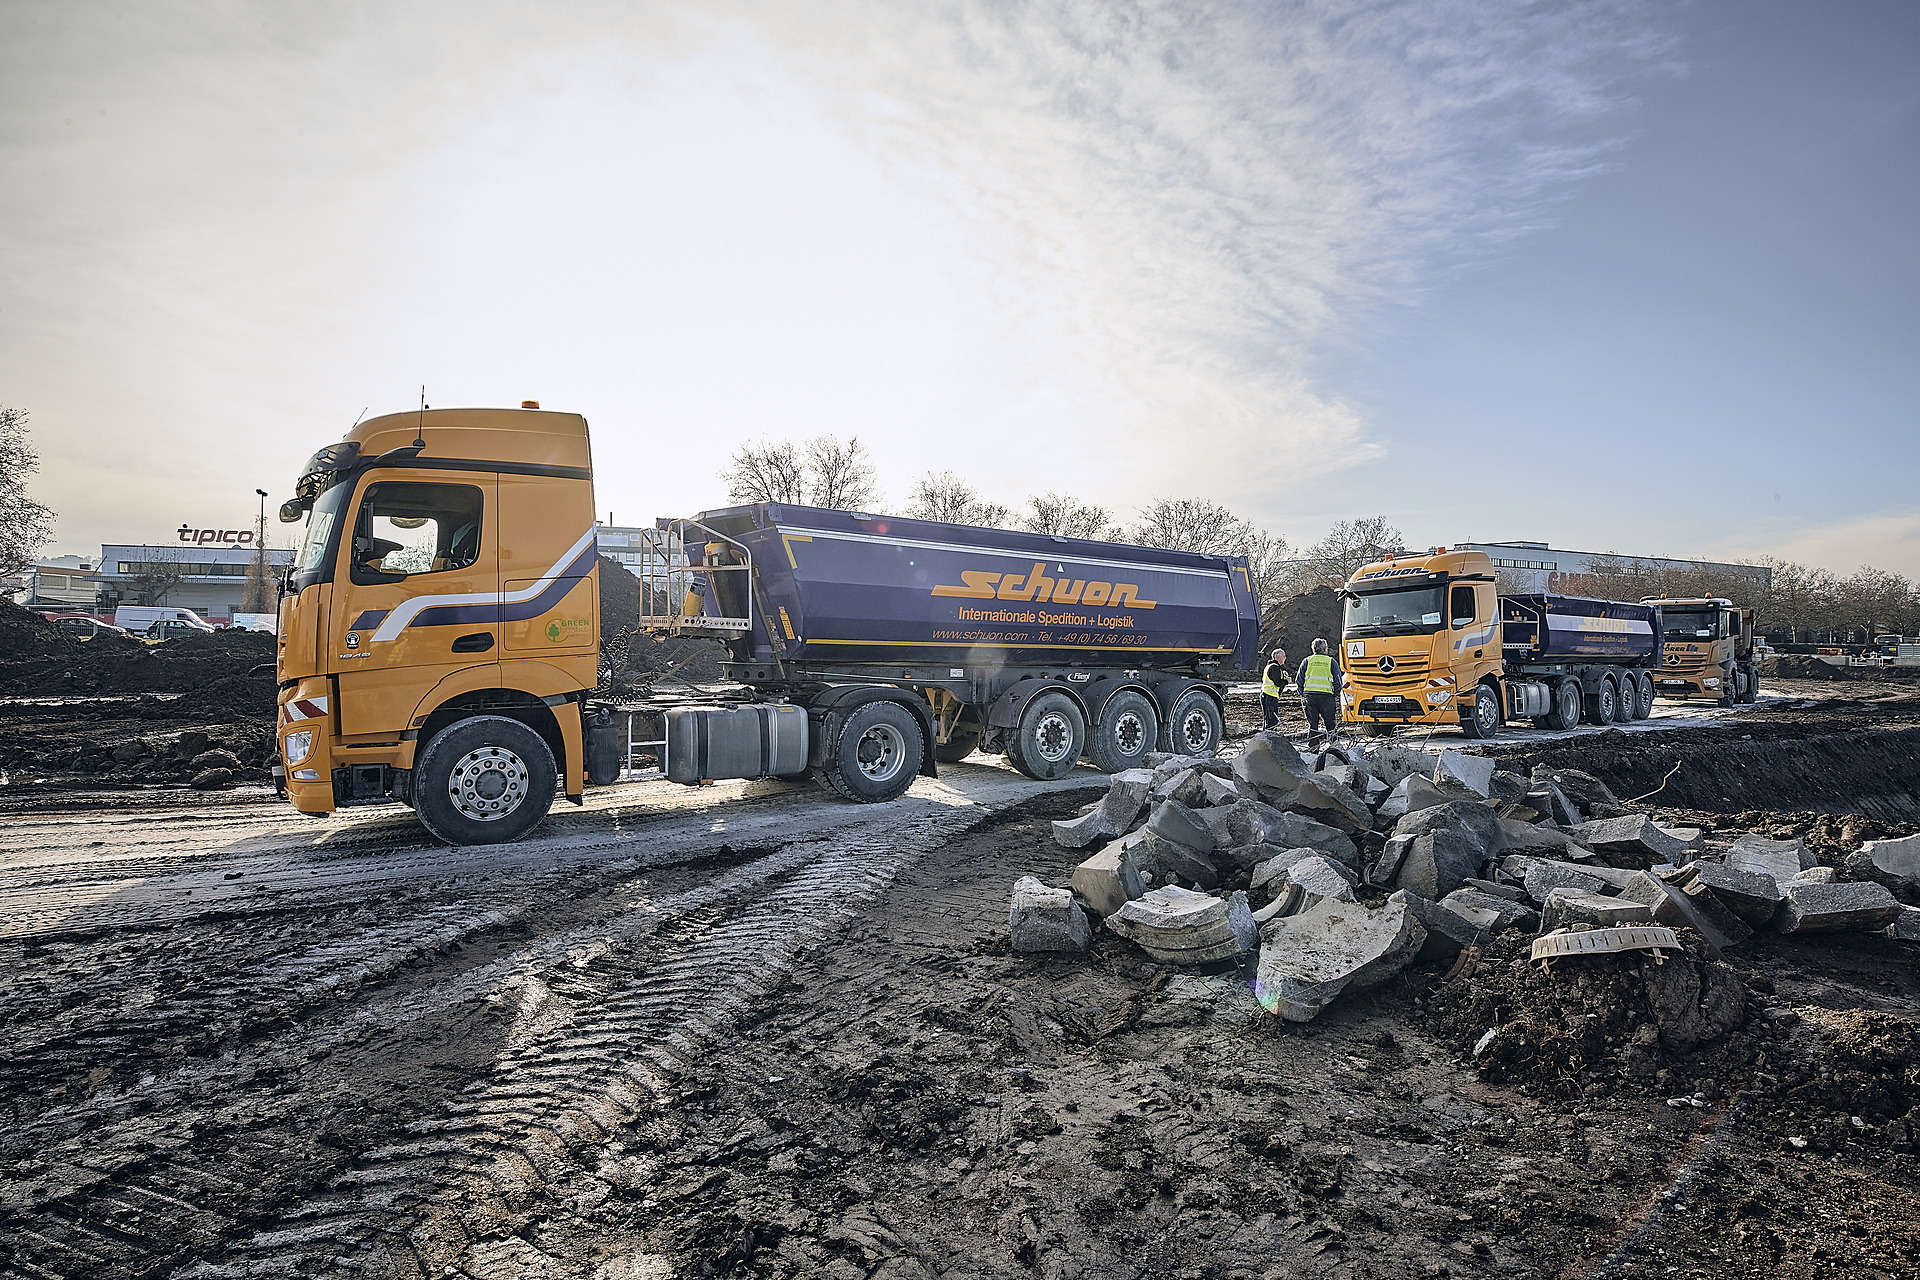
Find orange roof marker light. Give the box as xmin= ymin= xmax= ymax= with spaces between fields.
xmin=521 ymin=400 xmax=540 ymax=409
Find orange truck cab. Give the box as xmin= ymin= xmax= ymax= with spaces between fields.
xmin=1648 ymin=596 xmax=1758 ymax=706
xmin=274 ymin=407 xmax=599 ymax=843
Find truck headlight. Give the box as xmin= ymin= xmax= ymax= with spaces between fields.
xmin=1703 ymin=678 xmax=1720 ymax=688
xmin=283 ymin=729 xmax=314 ymax=765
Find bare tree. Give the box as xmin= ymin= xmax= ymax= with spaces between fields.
xmin=805 ymin=436 xmax=881 ymax=510
xmin=1022 ymin=492 xmax=1117 ymax=541
xmin=904 ymin=471 xmax=1012 ymax=527
xmin=241 ymin=534 xmax=275 ymax=614
xmin=0 ymin=406 xmax=55 ymax=576
xmin=721 ymin=440 xmax=806 ymax=504
xmin=1128 ymin=497 xmax=1249 ymax=557
xmin=128 ymin=545 xmax=193 ymax=607
xmin=1304 ymin=516 xmax=1403 ymax=584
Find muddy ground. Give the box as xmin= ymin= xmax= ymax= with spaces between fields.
xmin=2 ymin=656 xmax=1918 ymax=1277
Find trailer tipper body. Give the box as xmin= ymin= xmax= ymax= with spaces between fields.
xmin=271 ymin=406 xmax=1259 ymax=844
xmin=1340 ymin=548 xmax=1663 ymax=739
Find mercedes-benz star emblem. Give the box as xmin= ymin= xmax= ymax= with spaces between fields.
xmin=1377 ymin=655 xmax=1395 ymax=673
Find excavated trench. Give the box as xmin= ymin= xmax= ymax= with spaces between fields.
xmin=1491 ymin=725 xmax=1920 ymax=824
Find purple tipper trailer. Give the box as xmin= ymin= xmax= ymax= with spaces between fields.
xmin=588 ymin=503 xmax=1261 ymax=801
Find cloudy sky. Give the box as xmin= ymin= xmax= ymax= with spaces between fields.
xmin=3 ymin=0 xmax=1916 ymax=575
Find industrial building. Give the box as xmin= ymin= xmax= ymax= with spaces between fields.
xmin=1453 ymin=541 xmax=1770 ymax=594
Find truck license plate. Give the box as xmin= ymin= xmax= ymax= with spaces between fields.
xmin=1375 ymin=695 xmax=1403 ymax=705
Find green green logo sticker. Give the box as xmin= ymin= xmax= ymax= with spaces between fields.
xmin=545 ymin=618 xmax=590 ymax=644
xmin=546 ymin=621 xmax=562 ymax=643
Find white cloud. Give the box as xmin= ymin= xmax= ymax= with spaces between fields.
xmin=1720 ymin=510 xmax=1920 ymax=580
xmin=0 ymin=1 xmax=1668 ymax=550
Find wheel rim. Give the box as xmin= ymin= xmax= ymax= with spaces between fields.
xmin=1112 ymin=709 xmax=1147 ymax=757
xmin=447 ymin=745 xmax=530 ymax=822
xmin=1033 ymin=711 xmax=1076 ymax=763
xmin=1601 ymin=688 xmax=1614 ymax=720
xmin=855 ymin=722 xmax=907 ymax=781
xmin=1477 ymin=694 xmax=1499 ymax=735
xmin=1179 ymin=708 xmax=1212 ymax=752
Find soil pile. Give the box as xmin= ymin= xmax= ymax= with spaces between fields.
xmin=0 ymin=626 xmax=275 ymax=697
xmin=1259 ymin=586 xmax=1343 ymax=666
xmin=1762 ymin=656 xmax=1851 ymax=680
xmin=596 ymin=555 xmax=725 ymax=690
xmin=0 ymin=599 xmax=78 ymax=660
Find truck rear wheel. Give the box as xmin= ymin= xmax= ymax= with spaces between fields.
xmin=820 ymin=701 xmax=924 ymax=802
xmin=1609 ymin=672 xmax=1634 ymax=723
xmin=1718 ymin=668 xmax=1737 ymax=708
xmin=1585 ymin=676 xmax=1616 ymax=726
xmin=413 ymin=715 xmax=557 ymax=846
xmin=1007 ymin=691 xmax=1086 ymax=781
xmin=1544 ymin=677 xmax=1582 ymax=731
xmin=1459 ymin=681 xmax=1501 ymax=739
xmin=1161 ymin=689 xmax=1224 ymax=757
xmin=1633 ymin=671 xmax=1654 ymax=719
xmin=1738 ymin=663 xmax=1758 ymax=704
xmin=1085 ymin=691 xmax=1158 ymax=774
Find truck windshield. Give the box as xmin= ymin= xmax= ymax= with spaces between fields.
xmin=293 ymin=480 xmax=350 ymax=580
xmin=1661 ymin=607 xmax=1721 ymax=639
xmin=1345 ymin=584 xmax=1445 ymax=636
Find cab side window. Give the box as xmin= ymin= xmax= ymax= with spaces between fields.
xmin=349 ymin=482 xmax=484 ymax=584
xmin=1451 ymin=585 xmax=1477 ymax=629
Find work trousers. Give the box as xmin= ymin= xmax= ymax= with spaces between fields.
xmin=1303 ymin=692 xmax=1339 ymax=746
xmin=1259 ymin=693 xmax=1282 ymax=730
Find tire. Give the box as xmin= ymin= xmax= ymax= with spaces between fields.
xmin=1609 ymin=671 xmax=1634 ymax=723
xmin=1085 ymin=691 xmax=1159 ymax=774
xmin=1584 ymin=675 xmax=1616 ymax=726
xmin=1160 ymin=688 xmax=1225 ymax=757
xmin=1459 ymin=681 xmax=1502 ymax=739
xmin=934 ymin=724 xmax=982 ymax=765
xmin=1738 ymin=663 xmax=1759 ymax=704
xmin=1544 ymin=678 xmax=1582 ymax=731
xmin=1718 ymin=667 xmax=1737 ymax=708
xmin=1006 ymin=691 xmax=1086 ymax=781
xmin=1358 ymin=722 xmax=1396 ymax=738
xmin=1633 ymin=670 xmax=1654 ymax=719
xmin=413 ymin=714 xmax=558 ymax=846
xmin=820 ymin=700 xmax=923 ymax=802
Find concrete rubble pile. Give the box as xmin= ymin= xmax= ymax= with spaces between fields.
xmin=1019 ymin=730 xmax=1919 ymax=1020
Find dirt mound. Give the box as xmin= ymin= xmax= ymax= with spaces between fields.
xmin=1762 ymin=655 xmax=1852 ymax=679
xmin=595 ymin=555 xmax=725 ymax=690
xmin=1259 ymin=585 xmax=1343 ymax=666
xmin=142 ymin=675 xmax=276 ymax=723
xmin=0 ymin=600 xmax=78 ymax=660
xmin=0 ymin=626 xmax=275 ymax=698
xmin=1418 ymin=928 xmax=1749 ymax=1099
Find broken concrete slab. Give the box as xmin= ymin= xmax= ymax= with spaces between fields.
xmin=1051 ymin=808 xmax=1118 ymax=850
xmin=1498 ymin=818 xmax=1590 ymax=859
xmin=1441 ymin=888 xmax=1539 ymax=934
xmin=1150 ymin=766 xmax=1205 ymax=807
xmin=1503 ymin=855 xmax=1639 ymax=892
xmin=1571 ymin=814 xmax=1700 ymax=866
xmin=1729 ymin=834 xmax=1816 ymax=888
xmin=1773 ymin=880 xmax=1902 ymax=933
xmin=1106 ymin=886 xmax=1255 ymax=963
xmin=1656 ymin=826 xmax=1705 ymax=858
xmin=1463 ymin=877 xmax=1526 ymax=902
xmin=1393 ymin=800 xmax=1504 ymax=862
xmin=1487 ymin=770 xmax=1530 ymax=804
xmin=1538 ymin=889 xmax=1653 ymax=931
xmin=1889 ymin=906 xmax=1920 ymax=942
xmin=1368 ymin=833 xmax=1415 ymax=888
xmin=1393 ymin=829 xmax=1487 ymax=901
xmin=1521 ymin=861 xmax=1608 ymax=907
xmin=1393 ymin=889 xmax=1482 ymax=959
xmin=1286 ymin=854 xmax=1359 ymax=904
xmin=1198 ymin=773 xmax=1249 ymax=808
xmin=1433 ymin=749 xmax=1495 ymax=799
xmin=1250 ymin=848 xmax=1320 ymax=892
xmin=1287 ymin=771 xmax=1375 ymax=835
xmin=1010 ymin=877 xmax=1092 ymax=952
xmin=1844 ymin=833 xmax=1920 ymax=899
xmin=1254 ymin=896 xmax=1426 ymax=1022
xmin=1532 ymin=766 xmax=1622 ymax=817
xmin=1100 ymin=768 xmax=1155 ymax=827
xmin=1526 ymin=782 xmax=1581 ymax=828
xmin=1138 ymin=829 xmax=1221 ymax=891
xmin=1071 ymin=838 xmax=1148 ymax=918
xmin=1207 ymin=805 xmax=1358 ymax=871
xmin=1619 ymin=871 xmax=1755 ymax=948
xmin=1147 ymin=798 xmax=1218 ymax=853
xmin=1375 ymin=774 xmax=1447 ymax=824
xmin=1791 ymin=866 xmax=1836 ymax=885
xmin=1355 ymin=741 xmax=1441 ymax=789
xmin=1688 ymin=861 xmax=1784 ymax=927
xmin=1232 ymin=732 xmax=1313 ymax=792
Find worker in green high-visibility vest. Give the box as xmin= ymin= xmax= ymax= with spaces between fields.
xmin=1295 ymin=637 xmax=1345 ymax=751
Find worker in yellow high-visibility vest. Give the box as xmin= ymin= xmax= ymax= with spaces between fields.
xmin=1295 ymin=638 xmax=1344 ymax=751
xmin=1259 ymin=647 xmax=1290 ymax=730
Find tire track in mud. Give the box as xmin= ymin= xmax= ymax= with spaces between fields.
xmin=0 ymin=783 xmax=1072 ymax=1280
xmin=183 ymin=805 xmax=987 ymax=1278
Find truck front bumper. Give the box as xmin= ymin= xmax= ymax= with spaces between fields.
xmin=278 ymin=677 xmax=337 ymax=815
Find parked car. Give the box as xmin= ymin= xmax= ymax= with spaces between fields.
xmin=51 ymin=615 xmax=131 ymax=639
xmin=147 ymin=618 xmax=211 ymax=640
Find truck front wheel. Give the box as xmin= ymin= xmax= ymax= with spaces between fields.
xmin=1007 ymin=691 xmax=1086 ymax=781
xmin=413 ymin=715 xmax=557 ymax=846
xmin=1085 ymin=691 xmax=1158 ymax=774
xmin=820 ymin=701 xmax=923 ymax=802
xmin=1459 ymin=682 xmax=1501 ymax=739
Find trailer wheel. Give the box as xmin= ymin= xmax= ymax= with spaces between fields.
xmin=1159 ymin=689 xmax=1224 ymax=757
xmin=1005 ymin=691 xmax=1086 ymax=781
xmin=1608 ymin=672 xmax=1633 ymax=723
xmin=1543 ymin=678 xmax=1581 ymax=731
xmin=820 ymin=701 xmax=923 ymax=802
xmin=1459 ymin=682 xmax=1502 ymax=739
xmin=934 ymin=725 xmax=983 ymax=764
xmin=413 ymin=715 xmax=557 ymax=846
xmin=1085 ymin=691 xmax=1158 ymax=774
xmin=1633 ymin=671 xmax=1654 ymax=719
xmin=1585 ymin=677 xmax=1616 ymax=726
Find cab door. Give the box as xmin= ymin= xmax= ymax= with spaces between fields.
xmin=330 ymin=473 xmax=498 ymax=736
xmin=496 ymin=473 xmax=598 ymax=686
